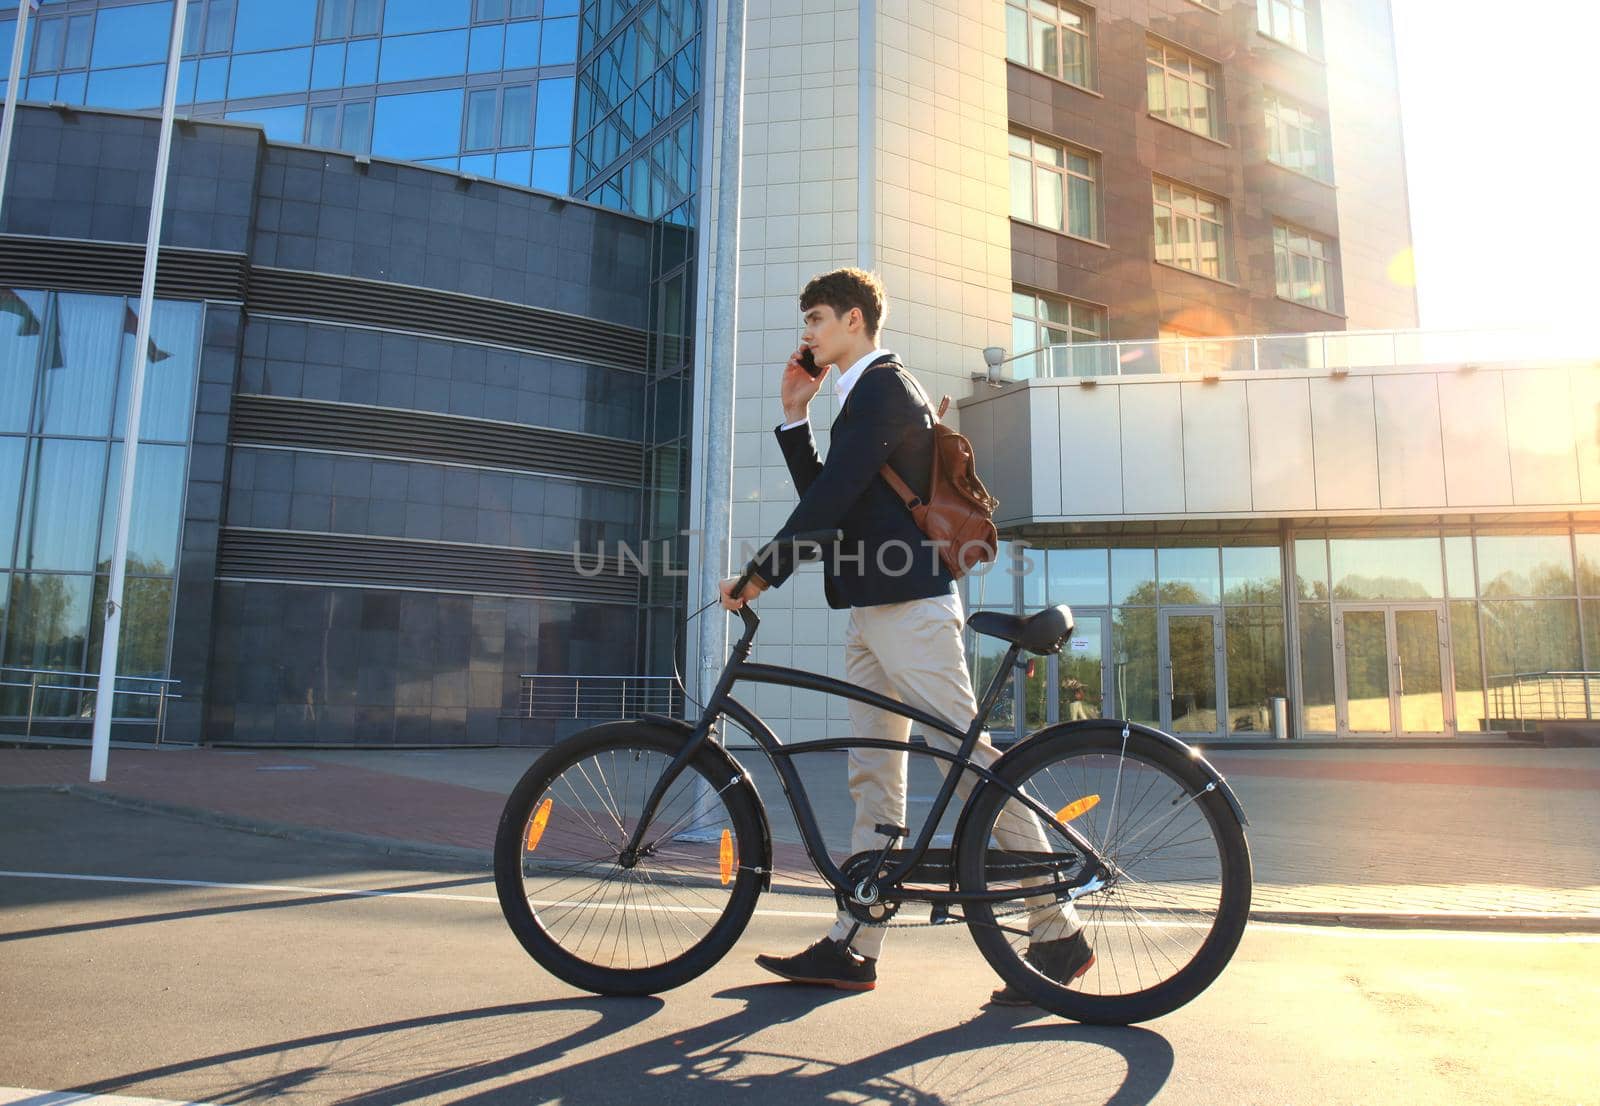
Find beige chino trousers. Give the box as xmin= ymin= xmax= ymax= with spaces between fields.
xmin=827 ymin=591 xmax=1080 ymax=958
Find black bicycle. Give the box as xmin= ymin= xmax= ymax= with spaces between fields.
xmin=495 ymin=530 xmax=1252 ymax=1025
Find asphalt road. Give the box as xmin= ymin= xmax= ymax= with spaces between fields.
xmin=2 ymin=793 xmax=1596 ymax=1106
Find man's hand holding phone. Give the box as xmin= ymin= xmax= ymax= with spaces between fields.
xmin=781 ymin=344 xmax=826 ymax=425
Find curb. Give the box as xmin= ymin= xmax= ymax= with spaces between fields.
xmin=16 ymin=787 xmax=1600 ymax=934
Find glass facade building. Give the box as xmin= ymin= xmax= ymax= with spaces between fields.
xmin=5 ymin=0 xmax=585 ymax=193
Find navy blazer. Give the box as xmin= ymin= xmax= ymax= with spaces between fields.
xmin=750 ymin=354 xmax=956 ymax=609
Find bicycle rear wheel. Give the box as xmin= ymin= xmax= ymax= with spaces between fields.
xmin=957 ymin=721 xmax=1251 ymax=1024
xmin=494 ymin=721 xmax=765 ymax=996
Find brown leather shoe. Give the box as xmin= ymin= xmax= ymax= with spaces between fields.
xmin=755 ymin=937 xmax=877 ymax=992
xmin=989 ymin=931 xmax=1095 ymax=1006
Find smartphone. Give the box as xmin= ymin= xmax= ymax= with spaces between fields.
xmin=798 ymin=346 xmax=825 ymax=378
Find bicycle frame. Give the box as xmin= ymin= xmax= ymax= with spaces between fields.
xmin=620 ymin=598 xmax=1112 ymax=909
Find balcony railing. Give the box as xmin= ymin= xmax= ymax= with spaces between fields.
xmin=1487 ymin=670 xmax=1598 ymax=732
xmin=516 ymin=675 xmax=684 ymax=720
xmin=0 ymin=666 xmax=183 ymax=744
xmin=1004 ymin=327 xmax=1599 ymax=381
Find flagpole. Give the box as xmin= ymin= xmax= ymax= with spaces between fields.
xmin=0 ymin=0 xmax=40 ymax=229
xmin=89 ymin=0 xmax=187 ymax=782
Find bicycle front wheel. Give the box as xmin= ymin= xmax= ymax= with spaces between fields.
xmin=957 ymin=721 xmax=1251 ymax=1024
xmin=494 ymin=721 xmax=765 ymax=996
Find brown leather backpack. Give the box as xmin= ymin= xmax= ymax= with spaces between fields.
xmin=878 ymin=368 xmax=1000 ymax=579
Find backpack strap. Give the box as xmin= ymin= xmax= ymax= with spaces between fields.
xmin=878 ymin=360 xmax=939 ymax=510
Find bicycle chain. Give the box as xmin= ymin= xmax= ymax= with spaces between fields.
xmin=846 ymin=857 xmax=1089 ymax=930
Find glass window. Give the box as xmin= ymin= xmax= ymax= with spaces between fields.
xmin=86 ymin=65 xmax=166 ymax=110
xmin=0 ymin=288 xmax=44 ymax=435
xmin=1153 ymin=177 xmax=1227 ymax=279
xmin=534 ymin=76 xmax=574 ymax=146
xmin=1451 ymin=601 xmax=1486 ymax=734
xmin=0 ymin=437 xmax=25 ymax=563
xmin=1258 ymin=0 xmax=1317 ymax=53
xmin=90 ymin=575 xmax=175 ymax=696
xmin=1328 ymin=536 xmax=1442 ymax=600
xmin=1016 ymin=544 xmax=1046 ymax=610
xmin=1009 ymin=132 xmax=1098 ymax=240
xmin=113 ymin=301 xmax=201 ymax=443
xmin=353 ymin=0 xmax=382 ymax=35
xmin=340 ymin=100 xmax=373 ymax=152
xmin=531 ymin=148 xmax=569 ymax=193
xmin=40 ymin=295 xmax=122 ymax=437
xmin=311 ymin=43 xmax=343 ymax=88
xmin=1222 ymin=546 xmax=1281 ymax=605
xmin=1146 ymin=37 xmax=1218 ymax=138
xmin=1577 ymin=533 xmax=1600 ymax=595
xmin=97 ymin=443 xmax=187 ymax=575
xmin=969 ymin=630 xmax=1016 ymax=732
xmin=1111 ymin=547 xmax=1155 ymax=606
xmin=226 ymin=104 xmax=306 ymax=142
xmin=16 ymin=439 xmax=107 ymax=573
xmin=540 ymin=16 xmax=577 ymax=63
xmin=1444 ymin=534 xmax=1474 ymax=598
xmin=1158 ymin=546 xmax=1219 ymax=605
xmin=1112 ymin=606 xmax=1159 ymax=722
xmin=90 ymin=3 xmax=173 ymax=69
xmin=468 ymin=23 xmax=503 ymax=71
xmin=308 ymin=103 xmax=338 ymax=146
xmin=56 ymin=71 xmax=88 ymax=105
xmin=1004 ymin=0 xmax=1092 ymax=88
xmin=1047 ymin=548 xmax=1108 ymax=607
xmin=344 ymin=37 xmax=377 ymax=82
xmin=203 ymin=0 xmax=235 ymax=52
xmin=1294 ymin=536 xmax=1327 ymax=599
xmin=475 ymin=0 xmax=508 ymax=19
xmin=1010 ymin=288 xmax=1106 ymax=379
xmin=33 ymin=17 xmax=65 ymax=70
xmin=3 ymin=573 xmax=94 ymax=673
xmin=233 ymin=0 xmax=317 ymax=51
xmin=1264 ymin=89 xmax=1331 ymax=182
xmin=378 ymin=29 xmax=467 ymax=81
xmin=372 ymin=88 xmax=463 ymax=159
xmin=1298 ymin=603 xmax=1334 ymax=731
xmin=465 ymin=88 xmax=497 ymax=150
xmin=1225 ymin=606 xmax=1285 ymax=733
xmin=1272 ymin=221 xmax=1336 ymax=311
xmin=504 ymin=19 xmax=539 ymax=66
xmin=228 ymin=46 xmax=312 ymax=98
xmin=1482 ymin=599 xmax=1580 ymax=686
xmin=383 ymin=0 xmax=470 ymax=34
xmin=499 ymin=84 xmax=532 ymax=145
xmin=318 ymin=0 xmax=351 ymax=39
xmin=1474 ymin=534 xmax=1574 ymax=597
xmin=64 ymin=15 xmax=94 ymax=68
xmin=493 ymin=148 xmax=531 ymax=185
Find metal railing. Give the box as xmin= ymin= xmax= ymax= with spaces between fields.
xmin=0 ymin=666 xmax=183 ymax=744
xmin=516 ymin=675 xmax=684 ymax=720
xmin=1486 ymin=670 xmax=1598 ymax=732
xmin=1003 ymin=326 xmax=1600 ymax=382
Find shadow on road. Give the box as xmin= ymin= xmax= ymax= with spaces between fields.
xmin=67 ymin=984 xmax=1173 ymax=1105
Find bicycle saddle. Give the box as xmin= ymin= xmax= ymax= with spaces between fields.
xmin=967 ymin=605 xmax=1075 ymax=655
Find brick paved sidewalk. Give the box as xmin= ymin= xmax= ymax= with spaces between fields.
xmin=3 ymin=742 xmax=1596 ymax=927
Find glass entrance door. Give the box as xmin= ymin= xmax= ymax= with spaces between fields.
xmin=1058 ymin=612 xmax=1107 ymax=722
xmin=1333 ymin=604 xmax=1453 ymax=736
xmin=1159 ymin=609 xmax=1224 ymax=737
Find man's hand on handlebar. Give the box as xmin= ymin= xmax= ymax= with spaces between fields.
xmin=719 ymin=571 xmax=768 ymax=611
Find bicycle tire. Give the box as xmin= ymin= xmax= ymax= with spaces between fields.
xmin=494 ymin=721 xmax=765 ymax=996
xmin=957 ymin=721 xmax=1252 ymax=1025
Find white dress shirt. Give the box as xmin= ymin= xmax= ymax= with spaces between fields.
xmin=779 ymin=347 xmax=892 ymax=431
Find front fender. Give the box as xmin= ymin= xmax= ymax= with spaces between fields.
xmin=638 ymin=713 xmax=775 ymax=889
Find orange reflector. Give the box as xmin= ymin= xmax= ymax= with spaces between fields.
xmin=718 ymin=828 xmax=733 ymax=885
xmin=525 ymin=797 xmax=553 ymax=851
xmin=1056 ymin=795 xmax=1100 ymax=823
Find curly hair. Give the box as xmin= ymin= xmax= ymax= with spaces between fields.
xmin=799 ymin=267 xmax=888 ymax=340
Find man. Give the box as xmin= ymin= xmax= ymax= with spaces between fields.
xmin=718 ymin=268 xmax=1091 ymax=1004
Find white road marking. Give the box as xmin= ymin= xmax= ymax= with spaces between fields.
xmin=0 ymin=1088 xmax=212 ymax=1106
xmin=2 ymin=870 xmax=1597 ymax=942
